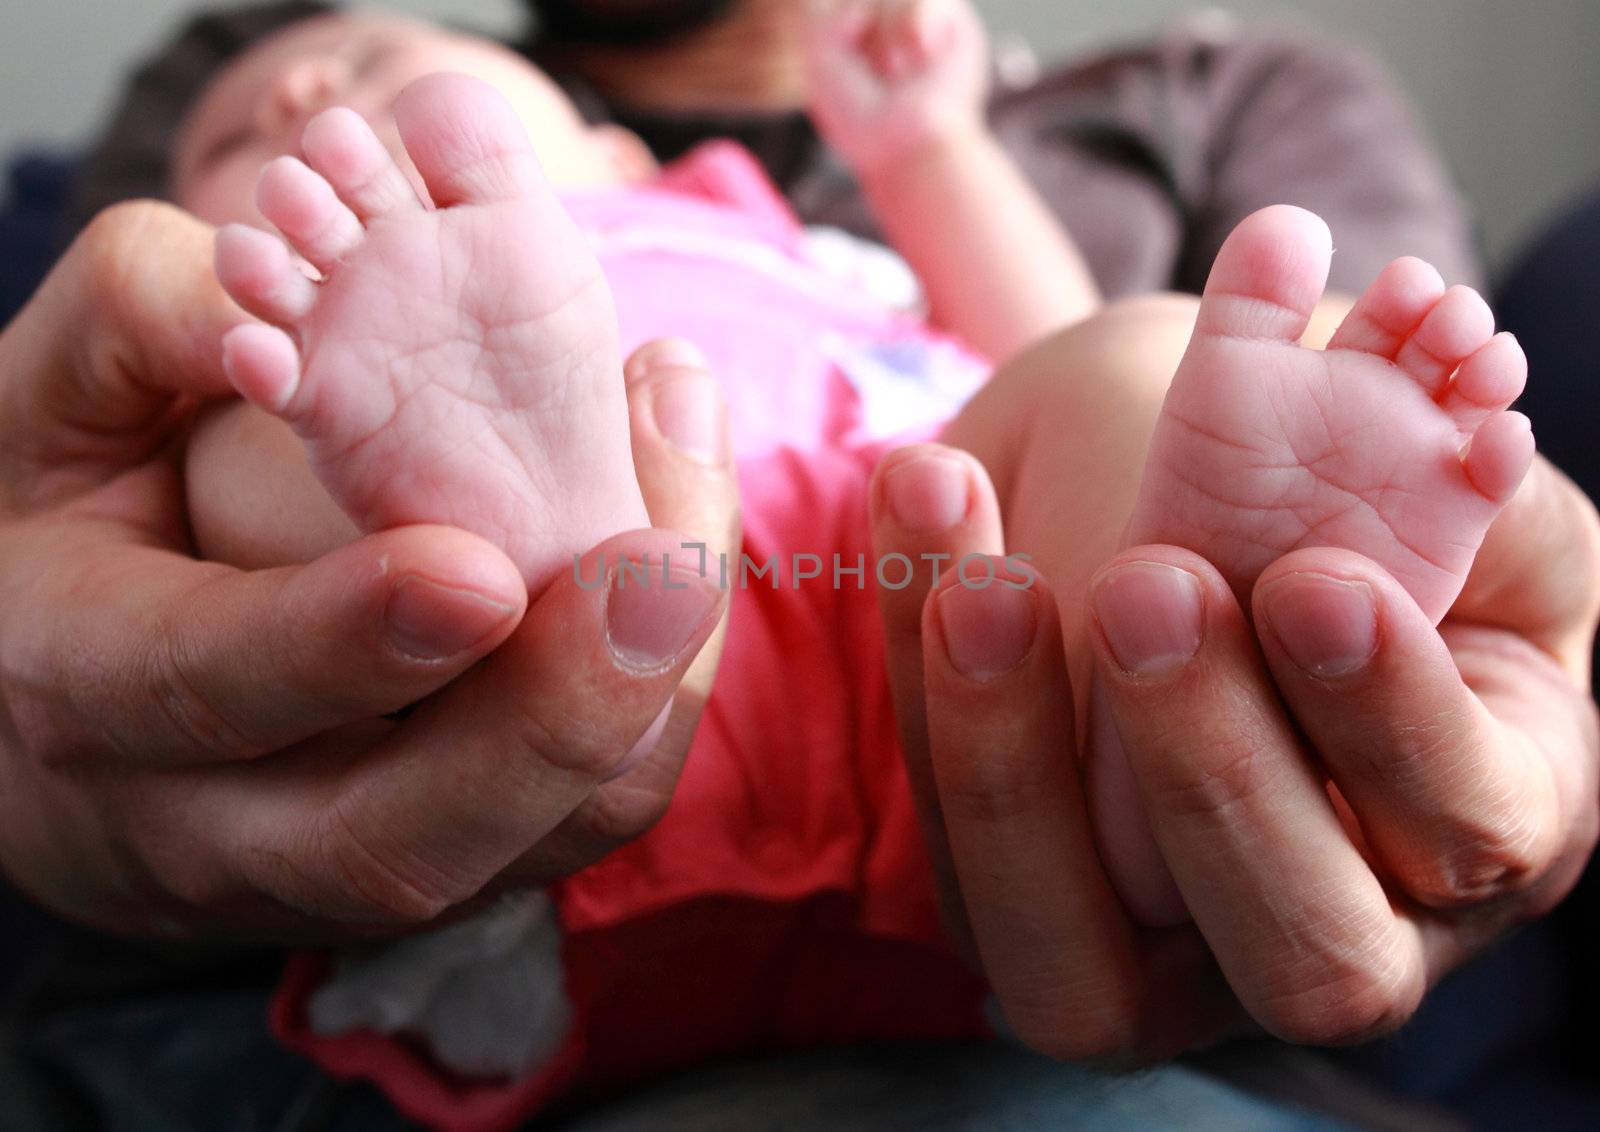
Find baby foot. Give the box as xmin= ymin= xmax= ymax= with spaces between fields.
xmin=1129 ymin=204 xmax=1531 ymax=622
xmin=214 ymin=73 xmax=647 ymax=591
xmin=1095 ymin=205 xmax=1533 ymax=926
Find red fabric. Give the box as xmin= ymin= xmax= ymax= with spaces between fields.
xmin=271 ymin=442 xmax=990 ymax=1131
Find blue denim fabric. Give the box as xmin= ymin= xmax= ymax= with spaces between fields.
xmin=538 ymin=1039 xmax=1355 ymax=1132
xmin=22 ymin=991 xmax=330 ymax=1132
xmin=0 ymin=151 xmax=75 ymax=326
xmin=13 ymin=985 xmax=1352 ymax=1132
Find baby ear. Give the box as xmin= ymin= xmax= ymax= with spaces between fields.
xmin=592 ymin=125 xmax=659 ymax=184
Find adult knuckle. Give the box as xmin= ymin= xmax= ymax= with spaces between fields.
xmin=1274 ymin=980 xmax=1416 ymax=1046
xmin=1142 ymin=731 xmax=1281 ymax=821
xmin=80 ymin=201 xmax=174 ymax=296
xmin=6 ymin=612 xmax=149 ymax=769
xmin=0 ymin=646 xmax=82 ymax=768
xmin=79 ymin=200 xmax=149 ymax=260
xmin=1408 ymin=807 xmax=1559 ymax=909
xmin=1376 ymin=723 xmax=1564 ymax=908
xmin=319 ymin=801 xmax=462 ymax=926
xmin=1255 ymin=936 xmax=1422 ymax=1045
xmin=1357 ymin=705 xmax=1458 ymax=784
xmin=509 ymin=697 xmax=630 ymax=784
xmin=140 ymin=610 xmax=260 ymax=760
xmin=228 ymin=830 xmax=358 ymax=929
xmin=934 ymin=743 xmax=1057 ymax=826
xmin=580 ymin=776 xmax=674 ymax=846
xmin=124 ymin=811 xmax=229 ymax=914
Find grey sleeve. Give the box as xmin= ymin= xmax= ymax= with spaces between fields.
xmin=1167 ymin=25 xmax=1484 ymax=295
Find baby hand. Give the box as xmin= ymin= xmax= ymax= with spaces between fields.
xmin=806 ymin=0 xmax=991 ymax=176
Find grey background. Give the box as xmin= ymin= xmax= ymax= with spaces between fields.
xmin=4 ymin=1 xmax=1598 ymax=274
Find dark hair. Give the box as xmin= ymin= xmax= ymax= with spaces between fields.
xmin=527 ymin=0 xmax=738 ymax=47
xmin=71 ymin=1 xmax=332 ymax=231
xmin=68 ymin=0 xmax=732 ymax=233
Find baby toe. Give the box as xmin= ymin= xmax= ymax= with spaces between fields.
xmin=257 ymin=156 xmax=364 ymax=274
xmin=393 ymin=73 xmax=549 ymax=208
xmin=1441 ymin=333 xmax=1528 ymax=431
xmin=214 ymin=224 xmax=317 ymax=326
xmin=301 ymin=107 xmax=422 ymax=221
xmin=1462 ymin=411 xmax=1536 ymax=505
xmin=1194 ymin=205 xmax=1334 ymax=344
xmin=222 ymin=323 xmax=302 ymax=414
xmin=1325 ymin=256 xmax=1446 ymax=359
xmin=1394 ymin=285 xmax=1496 ymax=397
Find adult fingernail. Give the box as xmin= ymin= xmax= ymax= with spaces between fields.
xmin=652 ymin=371 xmax=726 ymax=464
xmin=1260 ymin=573 xmax=1377 ymax=678
xmin=628 ymin=337 xmax=706 ymax=380
xmin=884 ymin=455 xmax=971 ymax=533
xmin=1093 ymin=562 xmax=1203 ymax=677
xmin=605 ymin=563 xmax=721 ymax=671
xmin=937 ymin=574 xmax=1037 ymax=680
xmin=386 ymin=576 xmax=518 ymax=661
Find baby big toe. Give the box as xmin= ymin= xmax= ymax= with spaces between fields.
xmin=257 ymin=156 xmax=364 ymax=274
xmin=1195 ymin=205 xmax=1334 ymax=343
xmin=301 ymin=107 xmax=422 ymax=222
xmin=214 ymin=224 xmax=317 ymax=326
xmin=1394 ymin=284 xmax=1496 ymax=397
xmin=393 ymin=73 xmax=549 ymax=208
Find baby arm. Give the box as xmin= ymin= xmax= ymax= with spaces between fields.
xmin=806 ymin=0 xmax=1099 ymax=361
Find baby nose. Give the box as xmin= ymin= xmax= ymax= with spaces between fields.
xmin=258 ymin=57 xmax=349 ymax=137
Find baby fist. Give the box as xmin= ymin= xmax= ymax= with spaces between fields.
xmin=806 ymin=0 xmax=991 ymax=175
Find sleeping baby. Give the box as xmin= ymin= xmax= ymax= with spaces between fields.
xmin=166 ymin=0 xmax=1532 ymax=1119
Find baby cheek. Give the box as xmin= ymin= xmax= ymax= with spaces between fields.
xmin=180 ymin=157 xmax=271 ymax=229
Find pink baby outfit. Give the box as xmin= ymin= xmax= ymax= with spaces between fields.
xmin=274 ymin=143 xmax=995 ymax=1132
xmin=580 ymin=140 xmax=989 ymax=459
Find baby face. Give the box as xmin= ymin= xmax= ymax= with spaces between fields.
xmin=175 ymin=12 xmax=636 ymax=227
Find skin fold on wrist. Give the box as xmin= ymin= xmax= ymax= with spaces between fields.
xmin=855 ymin=117 xmax=994 ymax=195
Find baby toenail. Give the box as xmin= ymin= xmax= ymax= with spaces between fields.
xmin=884 ymin=455 xmax=971 ymax=533
xmin=1092 ymin=562 xmax=1204 ymax=677
xmin=652 ymin=372 xmax=726 ymax=464
xmin=1260 ymin=573 xmax=1378 ymax=678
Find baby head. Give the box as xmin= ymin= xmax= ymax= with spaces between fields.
xmin=174 ymin=9 xmax=654 ymax=227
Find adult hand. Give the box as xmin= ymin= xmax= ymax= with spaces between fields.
xmin=870 ymin=441 xmax=1600 ymax=1060
xmin=0 ymin=202 xmax=738 ymax=942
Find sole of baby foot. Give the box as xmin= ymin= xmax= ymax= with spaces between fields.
xmin=216 ymin=73 xmax=649 ymax=591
